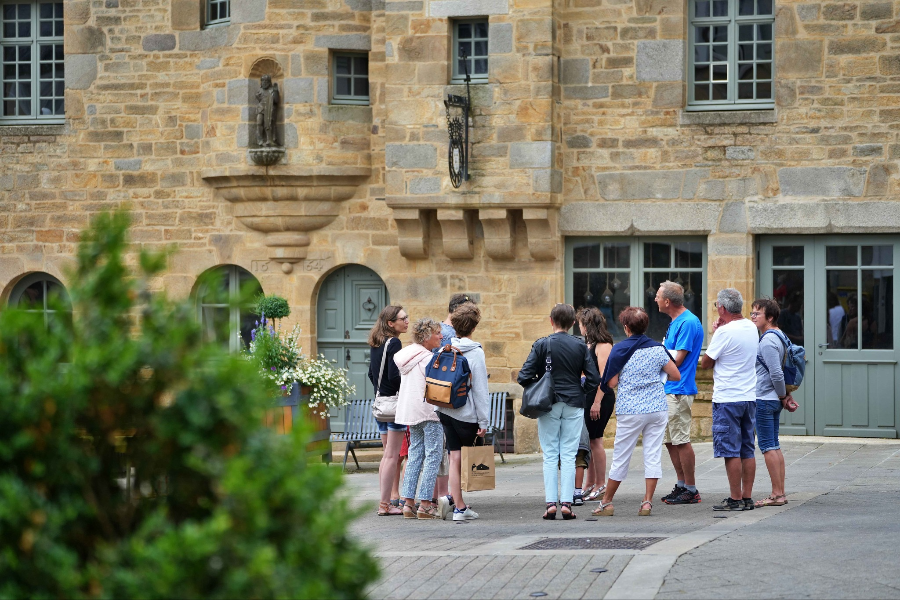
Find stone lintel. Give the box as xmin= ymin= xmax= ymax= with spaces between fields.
xmin=437 ymin=209 xmax=475 ymax=259
xmin=680 ymin=110 xmax=777 ymax=125
xmin=479 ymin=208 xmax=515 ymax=260
xmin=428 ymin=0 xmax=509 ymax=18
xmin=522 ymin=208 xmax=558 ymax=261
xmin=559 ymin=202 xmax=721 ymax=235
xmin=392 ymin=208 xmax=430 ymax=259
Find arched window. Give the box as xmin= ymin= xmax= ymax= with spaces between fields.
xmin=8 ymin=272 xmax=72 ymax=329
xmin=196 ymin=265 xmax=262 ymax=353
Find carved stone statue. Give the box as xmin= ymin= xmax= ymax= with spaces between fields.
xmin=255 ymin=74 xmax=279 ymax=148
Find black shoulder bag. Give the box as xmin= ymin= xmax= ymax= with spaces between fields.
xmin=519 ymin=339 xmax=555 ymax=419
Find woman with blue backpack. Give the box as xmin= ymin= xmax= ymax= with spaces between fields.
xmin=750 ymin=298 xmax=794 ymax=507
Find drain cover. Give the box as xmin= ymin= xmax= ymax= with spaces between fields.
xmin=518 ymin=537 xmax=665 ymax=551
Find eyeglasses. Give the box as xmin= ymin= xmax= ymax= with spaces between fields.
xmin=750 ymin=311 xmax=761 ymax=318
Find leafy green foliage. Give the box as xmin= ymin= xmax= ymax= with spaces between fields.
xmin=0 ymin=211 xmax=379 ymax=599
xmin=253 ymin=294 xmax=291 ymax=321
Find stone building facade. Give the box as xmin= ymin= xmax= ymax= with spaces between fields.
xmin=2 ymin=0 xmax=899 ymax=444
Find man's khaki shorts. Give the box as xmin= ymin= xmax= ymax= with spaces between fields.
xmin=663 ymin=394 xmax=694 ymax=445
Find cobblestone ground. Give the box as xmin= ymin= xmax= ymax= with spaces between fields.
xmin=340 ymin=438 xmax=900 ymax=599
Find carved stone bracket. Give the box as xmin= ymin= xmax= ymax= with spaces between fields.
xmin=392 ymin=208 xmax=430 ymax=259
xmin=523 ymin=208 xmax=559 ymax=261
xmin=202 ymin=166 xmax=370 ymax=273
xmin=437 ymin=208 xmax=475 ymax=260
xmin=479 ymin=208 xmax=515 ymax=259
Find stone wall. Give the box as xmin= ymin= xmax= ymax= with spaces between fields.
xmin=2 ymin=0 xmax=900 ymax=445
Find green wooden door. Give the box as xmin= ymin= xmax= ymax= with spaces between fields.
xmin=316 ymin=264 xmax=389 ymax=432
xmin=813 ymin=237 xmax=898 ymax=438
xmin=759 ymin=236 xmax=898 ymax=438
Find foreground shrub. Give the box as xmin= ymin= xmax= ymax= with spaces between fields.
xmin=0 ymin=211 xmax=378 ymax=599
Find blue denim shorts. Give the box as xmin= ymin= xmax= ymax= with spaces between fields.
xmin=755 ymin=399 xmax=783 ymax=453
xmin=377 ymin=420 xmax=408 ymax=433
xmin=712 ymin=401 xmax=756 ymax=459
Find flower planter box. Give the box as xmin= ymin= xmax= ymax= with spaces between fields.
xmin=265 ymin=383 xmax=332 ymax=463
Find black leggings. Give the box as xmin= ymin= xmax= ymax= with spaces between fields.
xmin=584 ymin=391 xmax=615 ymax=440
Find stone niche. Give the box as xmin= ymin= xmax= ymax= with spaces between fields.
xmin=246 ymin=57 xmax=285 ymax=164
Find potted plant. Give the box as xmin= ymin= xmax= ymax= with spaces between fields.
xmin=244 ymin=295 xmax=355 ymax=459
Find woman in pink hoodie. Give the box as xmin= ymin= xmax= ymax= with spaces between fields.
xmin=395 ymin=317 xmax=446 ymax=520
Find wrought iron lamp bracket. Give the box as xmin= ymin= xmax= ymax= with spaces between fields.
xmin=444 ymin=49 xmax=472 ymax=188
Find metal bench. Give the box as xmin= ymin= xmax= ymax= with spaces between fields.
xmin=486 ymin=391 xmax=509 ymax=463
xmin=330 ymin=398 xmax=383 ymax=471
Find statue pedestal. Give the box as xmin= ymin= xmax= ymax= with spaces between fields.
xmin=249 ymin=147 xmax=285 ymax=167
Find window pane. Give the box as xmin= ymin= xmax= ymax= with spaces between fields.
xmin=757 ymin=43 xmax=772 ymax=60
xmin=695 ymin=84 xmax=709 ymax=100
xmin=738 ymin=82 xmax=753 ymax=99
xmin=473 ymin=58 xmax=487 ymax=74
xmin=574 ymin=272 xmax=630 ymax=341
xmin=40 ymin=21 xmax=51 ymax=36
xmin=739 ymin=25 xmax=754 ymax=41
xmin=826 ymin=246 xmax=857 ymax=266
xmin=713 ymin=26 xmax=728 ymax=42
xmin=17 ymin=282 xmax=46 ymax=309
xmin=457 ymin=40 xmax=472 ymax=59
xmin=673 ymin=242 xmax=702 ymax=268
xmin=695 ymin=65 xmax=710 ymax=82
xmin=3 ymin=23 xmax=14 ymax=38
xmin=644 ymin=242 xmax=671 ymax=268
xmin=862 ymin=246 xmax=893 ymax=266
xmin=695 ymin=1 xmax=710 ymax=17
xmin=354 ymin=77 xmax=369 ymax=97
xmin=695 ymin=26 xmax=710 ymax=43
xmin=573 ymin=243 xmax=600 ymax=269
xmin=827 ymin=271 xmax=858 ymax=348
xmin=201 ymin=306 xmax=230 ymax=349
xmin=335 ymin=56 xmax=351 ymax=75
xmin=712 ymin=44 xmax=728 ymax=61
xmin=603 ymin=242 xmax=630 ymax=269
xmin=457 ymin=22 xmax=471 ymax=39
xmin=757 ymin=23 xmax=772 ymax=40
xmin=18 ymin=3 xmax=30 ymax=18
xmin=738 ymin=63 xmax=753 ymax=80
xmin=474 ymin=40 xmax=488 ymax=56
xmin=773 ymin=246 xmax=804 ymax=266
xmin=695 ymin=46 xmax=709 ymax=62
xmin=861 ymin=270 xmax=893 ymax=349
xmin=758 ymin=0 xmax=773 ymax=14
xmin=18 ymin=22 xmax=30 ymax=37
xmin=756 ymin=63 xmax=771 ymax=79
xmin=53 ymin=98 xmax=62 ymax=114
xmin=738 ymin=0 xmax=754 ymax=14
xmin=353 ymin=56 xmax=368 ymax=75
xmin=773 ymin=270 xmax=804 ymax=345
xmin=335 ymin=76 xmax=351 ymax=96
xmin=474 ymin=21 xmax=488 ymax=38
xmin=712 ymin=64 xmax=727 ymax=81
xmin=756 ymin=81 xmax=771 ymax=98
xmin=712 ymin=83 xmax=727 ymax=99
xmin=712 ymin=0 xmax=728 ymax=15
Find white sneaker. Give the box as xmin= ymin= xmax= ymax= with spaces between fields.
xmin=438 ymin=496 xmax=452 ymax=520
xmin=452 ymin=506 xmax=479 ymax=521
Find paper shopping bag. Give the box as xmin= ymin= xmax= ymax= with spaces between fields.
xmin=461 ymin=439 xmax=495 ymax=492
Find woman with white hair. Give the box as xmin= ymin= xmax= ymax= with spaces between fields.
xmin=395 ymin=317 xmax=449 ymax=520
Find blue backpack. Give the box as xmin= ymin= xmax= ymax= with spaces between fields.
xmin=424 ymin=345 xmax=471 ymax=409
xmin=757 ymin=329 xmax=807 ymax=391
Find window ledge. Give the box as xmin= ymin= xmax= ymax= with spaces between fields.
xmin=0 ymin=123 xmax=68 ymax=136
xmin=680 ymin=110 xmax=776 ymax=126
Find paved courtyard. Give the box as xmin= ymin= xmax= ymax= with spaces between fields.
xmin=341 ymin=437 xmax=900 ymax=599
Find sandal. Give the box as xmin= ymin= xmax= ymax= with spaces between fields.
xmin=585 ymin=485 xmax=606 ymax=502
xmin=542 ymin=502 xmax=557 ymax=520
xmin=639 ymin=500 xmax=652 ymax=516
xmin=402 ymin=504 xmax=417 ymax=519
xmin=377 ymin=501 xmax=403 ymax=516
xmin=417 ymin=504 xmax=440 ymax=520
xmin=583 ymin=484 xmax=596 ymax=497
xmin=592 ymin=501 xmax=614 ymax=516
xmin=561 ymin=502 xmax=576 ymax=520
xmin=754 ymin=494 xmax=787 ymax=507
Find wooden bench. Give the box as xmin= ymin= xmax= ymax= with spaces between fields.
xmin=330 ymin=398 xmax=382 ymax=471
xmin=331 ymin=392 xmax=510 ymax=471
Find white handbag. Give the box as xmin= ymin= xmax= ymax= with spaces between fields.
xmin=372 ymin=338 xmax=399 ymax=422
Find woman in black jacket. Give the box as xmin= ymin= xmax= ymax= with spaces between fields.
xmin=518 ymin=304 xmax=601 ymax=520
xmin=368 ymin=305 xmax=409 ymax=516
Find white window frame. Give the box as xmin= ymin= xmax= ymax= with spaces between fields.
xmin=1 ymin=0 xmax=64 ymax=124
xmin=331 ymin=52 xmax=370 ymax=106
xmin=687 ymin=0 xmax=775 ymax=111
xmin=196 ymin=265 xmax=262 ymax=353
xmin=206 ymin=0 xmax=230 ymax=27
xmin=451 ymin=19 xmax=489 ymax=84
xmin=566 ymin=237 xmax=708 ymax=343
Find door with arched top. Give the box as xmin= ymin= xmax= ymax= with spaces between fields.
xmin=316 ymin=265 xmax=389 ymax=432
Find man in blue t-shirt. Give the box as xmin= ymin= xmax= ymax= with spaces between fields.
xmin=655 ymin=281 xmax=705 ymax=505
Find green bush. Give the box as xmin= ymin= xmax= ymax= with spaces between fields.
xmin=254 ymin=294 xmax=291 ymax=321
xmin=0 ymin=211 xmax=378 ymax=599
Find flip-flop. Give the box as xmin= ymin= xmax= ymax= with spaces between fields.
xmin=754 ymin=494 xmax=787 ymax=507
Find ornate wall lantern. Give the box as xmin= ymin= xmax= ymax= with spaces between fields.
xmin=444 ymin=50 xmax=471 ymax=188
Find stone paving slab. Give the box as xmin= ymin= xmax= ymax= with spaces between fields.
xmin=343 ymin=439 xmax=900 ymax=599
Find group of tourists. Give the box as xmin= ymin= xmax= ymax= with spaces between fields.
xmin=367 ymin=283 xmax=795 ymax=521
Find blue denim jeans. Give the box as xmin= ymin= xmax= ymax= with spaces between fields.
xmin=537 ymin=402 xmax=583 ymax=503
xmin=756 ymin=399 xmax=783 ymax=453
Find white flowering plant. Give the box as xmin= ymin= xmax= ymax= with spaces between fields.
xmin=243 ymin=316 xmax=354 ymax=418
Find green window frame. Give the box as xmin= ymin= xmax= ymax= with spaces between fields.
xmin=206 ymin=0 xmax=230 ymax=27
xmin=565 ymin=237 xmax=708 ymax=343
xmin=687 ymin=0 xmax=774 ymax=111
xmin=451 ymin=19 xmax=488 ymax=84
xmin=1 ymin=0 xmax=64 ymax=124
xmin=332 ymin=52 xmax=369 ymax=106
xmin=196 ymin=265 xmax=262 ymax=353
xmin=8 ymin=271 xmax=72 ymax=331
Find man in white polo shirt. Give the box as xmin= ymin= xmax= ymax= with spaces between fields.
xmin=700 ymin=288 xmax=759 ymax=511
